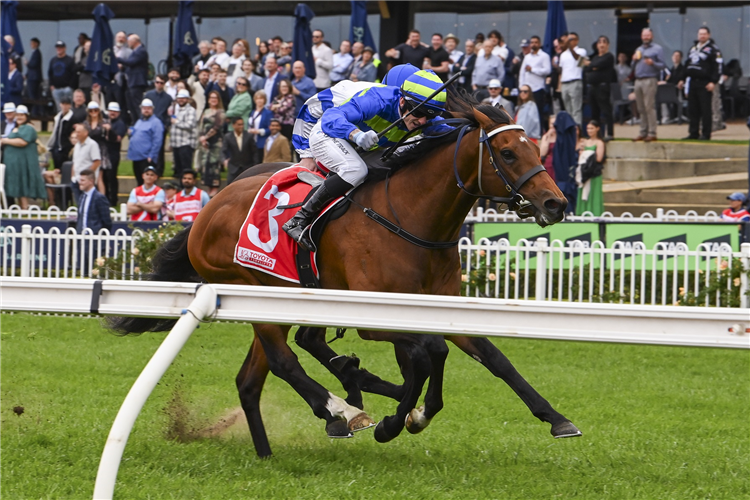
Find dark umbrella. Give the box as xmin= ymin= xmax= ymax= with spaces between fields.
xmin=85 ymin=3 xmax=119 ymax=86
xmin=173 ymin=1 xmax=199 ymax=69
xmin=543 ymin=0 xmax=567 ymax=58
xmin=292 ymin=3 xmax=316 ymax=80
xmin=1 ymin=1 xmax=24 ymax=57
xmin=0 ymin=37 xmax=10 ymax=108
xmin=552 ymin=110 xmax=578 ymax=214
xmin=349 ymin=1 xmax=377 ymax=53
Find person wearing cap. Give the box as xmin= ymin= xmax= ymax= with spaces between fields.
xmin=350 ymin=46 xmax=377 ymax=83
xmin=48 ymin=41 xmax=76 ymax=112
xmin=47 ymin=97 xmax=75 ymax=170
xmin=282 ymin=69 xmax=449 ymax=251
xmin=127 ymin=98 xmax=164 ymax=185
xmin=7 ymin=55 xmax=24 ymax=107
xmin=2 ymin=103 xmax=16 ymax=138
xmin=118 ymin=34 xmax=150 ymax=126
xmin=444 ymin=34 xmax=463 ymax=75
xmin=423 ymin=33 xmax=451 ymax=82
xmin=170 ymin=89 xmax=198 ymax=180
xmin=25 ymin=37 xmax=43 ymax=116
xmin=721 ymin=193 xmax=750 ymax=223
xmin=127 ymin=166 xmax=165 ymax=221
xmin=518 ymin=36 xmax=552 ymax=132
xmin=160 ymin=181 xmax=179 ymax=221
xmin=482 ymin=79 xmax=515 ymax=116
xmin=104 ymin=102 xmax=128 ymax=205
xmin=0 ymin=105 xmax=46 ymax=209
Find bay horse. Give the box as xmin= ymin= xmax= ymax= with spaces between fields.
xmin=110 ymin=92 xmax=581 ymax=457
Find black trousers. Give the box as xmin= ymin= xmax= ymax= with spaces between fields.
xmin=533 ymin=89 xmax=548 ymax=132
xmin=587 ymin=82 xmax=614 ymax=137
xmin=157 ymin=127 xmax=168 ymax=175
xmin=126 ymin=86 xmax=146 ymax=126
xmin=172 ymin=145 xmax=194 ymax=179
xmin=104 ymin=146 xmax=121 ymax=207
xmin=688 ymin=79 xmax=712 ymax=139
xmin=51 ymin=148 xmax=71 ymax=170
xmin=133 ymin=159 xmax=150 ymax=186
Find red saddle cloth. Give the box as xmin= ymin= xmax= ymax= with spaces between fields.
xmin=234 ymin=165 xmax=336 ymax=283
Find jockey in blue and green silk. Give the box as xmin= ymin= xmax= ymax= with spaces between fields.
xmin=283 ymin=69 xmax=447 ymax=251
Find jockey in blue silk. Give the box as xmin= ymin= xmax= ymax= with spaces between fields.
xmin=282 ymin=69 xmax=447 ymax=251
xmin=292 ymin=64 xmax=420 ymax=170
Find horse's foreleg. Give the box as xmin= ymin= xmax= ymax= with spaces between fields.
xmin=236 ymin=335 xmax=272 ymax=458
xmin=405 ymin=335 xmax=449 ymax=435
xmin=446 ymin=335 xmax=581 ymax=438
xmin=294 ymin=327 xmax=405 ymax=408
xmin=254 ymin=323 xmax=375 ymax=438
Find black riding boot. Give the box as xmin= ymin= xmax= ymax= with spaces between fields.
xmin=282 ymin=173 xmax=353 ymax=251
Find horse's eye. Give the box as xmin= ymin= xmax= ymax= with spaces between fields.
xmin=500 ymin=150 xmax=515 ymax=161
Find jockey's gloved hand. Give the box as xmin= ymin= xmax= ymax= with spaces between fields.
xmin=353 ymin=130 xmax=379 ymax=150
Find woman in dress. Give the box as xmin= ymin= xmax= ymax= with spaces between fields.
xmin=85 ymin=102 xmax=110 ymax=199
xmin=269 ymin=79 xmax=296 ymax=142
xmin=575 ymin=120 xmax=605 ymax=216
xmin=0 ymin=105 xmax=46 ymax=208
xmin=248 ymin=90 xmax=274 ymax=164
xmin=514 ymin=84 xmax=541 ymax=141
xmin=196 ymin=90 xmax=226 ymax=198
xmin=538 ymin=114 xmax=557 ymax=181
xmin=350 ymin=46 xmax=377 ymax=83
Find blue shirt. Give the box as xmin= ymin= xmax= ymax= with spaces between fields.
xmin=632 ymin=42 xmax=666 ymax=79
xmin=127 ymin=115 xmax=164 ymax=161
xmin=292 ymin=75 xmax=317 ymax=113
xmin=143 ymin=89 xmax=174 ymax=128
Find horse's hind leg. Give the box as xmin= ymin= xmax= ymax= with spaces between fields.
xmin=405 ymin=335 xmax=449 ymax=435
xmin=254 ymin=323 xmax=375 ymax=438
xmin=295 ymin=327 xmax=406 ymax=408
xmin=236 ymin=335 xmax=273 ymax=457
xmin=447 ymin=335 xmax=582 ymax=438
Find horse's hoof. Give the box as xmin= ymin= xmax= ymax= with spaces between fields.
xmin=405 ymin=406 xmax=431 ymax=435
xmin=551 ymin=421 xmax=582 ymax=439
xmin=348 ymin=412 xmax=376 ymax=432
xmin=373 ymin=421 xmax=396 ymax=443
xmin=326 ymin=419 xmax=353 ymax=439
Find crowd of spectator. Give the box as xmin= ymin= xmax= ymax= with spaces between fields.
xmin=0 ymin=23 xmax=744 ymax=221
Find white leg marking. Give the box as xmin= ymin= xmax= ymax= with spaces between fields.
xmin=325 ymin=392 xmax=362 ymax=422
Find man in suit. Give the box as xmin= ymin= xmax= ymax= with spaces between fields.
xmin=223 ymin=116 xmax=258 ymax=183
xmin=262 ymin=56 xmax=282 ymax=108
xmin=453 ymin=39 xmax=476 ymax=94
xmin=263 ymin=119 xmax=291 ymax=163
xmin=117 ymin=34 xmax=150 ymax=125
xmin=76 ymin=169 xmax=112 ymax=233
xmin=25 ymin=38 xmax=43 ymax=116
xmin=7 ymin=57 xmax=24 ymax=107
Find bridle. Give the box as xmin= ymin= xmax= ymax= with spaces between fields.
xmin=453 ymin=123 xmax=546 ymax=218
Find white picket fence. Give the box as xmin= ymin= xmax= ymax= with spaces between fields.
xmin=465 ymin=207 xmax=726 ymax=223
xmin=1 ymin=224 xmax=140 ymax=279
xmin=460 ymin=237 xmax=750 ymax=308
xmin=0 ymin=204 xmax=128 ymax=221
xmin=2 ymin=223 xmax=748 ymax=308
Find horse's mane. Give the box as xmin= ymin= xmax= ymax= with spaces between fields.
xmin=387 ymin=88 xmax=513 ymax=169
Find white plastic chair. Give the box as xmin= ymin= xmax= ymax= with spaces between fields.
xmin=0 ymin=163 xmax=8 ymax=209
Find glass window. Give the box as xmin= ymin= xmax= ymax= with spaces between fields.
xmin=742 ymin=6 xmax=750 ymax=77
xmin=17 ymin=20 xmax=61 ymax=73
xmin=244 ymin=16 xmax=293 ymax=50
xmin=414 ymin=13 xmax=459 ymax=42
xmin=456 ymin=13 xmax=510 ymax=46
xmin=650 ymin=10 xmax=684 ymax=65
xmin=565 ymin=9 xmax=618 ymax=57
xmin=146 ymin=18 xmax=170 ymax=74
xmin=507 ymin=11 xmax=547 ymax=53
xmin=682 ymin=7 xmax=743 ymax=66
xmin=197 ymin=17 xmax=247 ymax=49
xmin=311 ymin=16 xmax=343 ymax=47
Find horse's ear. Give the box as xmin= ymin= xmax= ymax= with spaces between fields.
xmin=472 ymin=108 xmax=494 ymax=129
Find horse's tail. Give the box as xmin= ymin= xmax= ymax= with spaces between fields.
xmin=107 ymin=225 xmax=202 ymax=335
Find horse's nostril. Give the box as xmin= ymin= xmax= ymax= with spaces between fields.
xmin=544 ymin=199 xmax=561 ymax=213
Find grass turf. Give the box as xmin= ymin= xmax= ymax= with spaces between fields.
xmin=1 ymin=313 xmax=748 ymax=499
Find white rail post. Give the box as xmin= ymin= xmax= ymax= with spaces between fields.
xmin=740 ymin=243 xmax=750 ymax=309
xmin=656 ymin=208 xmax=664 ymax=221
xmin=119 ymin=203 xmax=128 ymax=221
xmin=93 ymin=284 xmax=218 ymax=500
xmin=20 ymin=224 xmax=32 ymax=277
xmin=535 ymin=237 xmax=548 ymax=301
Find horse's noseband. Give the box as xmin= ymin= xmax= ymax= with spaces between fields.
xmin=453 ymin=123 xmax=546 ymax=217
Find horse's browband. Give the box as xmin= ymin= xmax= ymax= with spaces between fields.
xmin=485 ymin=124 xmax=526 ymax=138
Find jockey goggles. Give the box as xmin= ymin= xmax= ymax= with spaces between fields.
xmin=403 ymin=96 xmax=443 ymax=119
